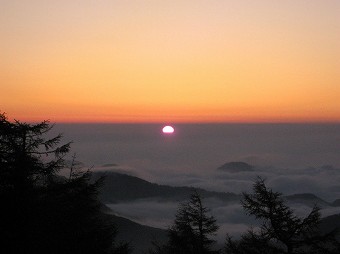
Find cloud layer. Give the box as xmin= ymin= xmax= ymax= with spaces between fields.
xmin=52 ymin=124 xmax=340 ymax=243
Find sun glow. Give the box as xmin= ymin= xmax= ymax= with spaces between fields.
xmin=162 ymin=126 xmax=175 ymax=134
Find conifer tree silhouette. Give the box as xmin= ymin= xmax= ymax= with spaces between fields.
xmin=151 ymin=191 xmax=219 ymax=254
xmin=0 ymin=112 xmax=130 ymax=254
xmin=225 ymin=177 xmax=340 ymax=254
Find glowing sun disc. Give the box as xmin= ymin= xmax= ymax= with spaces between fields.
xmin=162 ymin=125 xmax=174 ymax=134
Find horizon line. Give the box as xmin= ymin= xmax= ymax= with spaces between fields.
xmin=26 ymin=120 xmax=340 ymax=125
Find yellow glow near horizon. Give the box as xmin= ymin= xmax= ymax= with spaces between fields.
xmin=1 ymin=0 xmax=339 ymax=123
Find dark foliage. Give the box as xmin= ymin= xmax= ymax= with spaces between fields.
xmin=225 ymin=177 xmax=340 ymax=254
xmin=150 ymin=191 xmax=219 ymax=254
xmin=0 ymin=112 xmax=130 ymax=254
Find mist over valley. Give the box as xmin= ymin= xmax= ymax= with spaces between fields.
xmin=53 ymin=123 xmax=340 ymax=250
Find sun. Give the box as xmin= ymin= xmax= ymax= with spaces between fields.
xmin=162 ymin=125 xmax=175 ymax=134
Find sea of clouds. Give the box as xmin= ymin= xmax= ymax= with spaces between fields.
xmin=52 ymin=123 xmax=340 ymax=242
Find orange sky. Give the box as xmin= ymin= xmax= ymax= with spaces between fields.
xmin=1 ymin=0 xmax=339 ymax=123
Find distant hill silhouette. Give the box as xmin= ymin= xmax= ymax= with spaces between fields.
xmin=217 ymin=161 xmax=254 ymax=173
xmin=331 ymin=199 xmax=340 ymax=207
xmin=284 ymin=193 xmax=331 ymax=207
xmin=93 ymin=171 xmax=340 ymax=208
xmin=318 ymin=213 xmax=340 ymax=240
xmin=106 ymin=211 xmax=167 ymax=254
xmin=94 ymin=172 xmax=340 ymax=253
xmin=92 ymin=171 xmax=241 ymax=203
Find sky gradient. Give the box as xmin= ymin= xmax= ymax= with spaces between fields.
xmin=1 ymin=0 xmax=339 ymax=123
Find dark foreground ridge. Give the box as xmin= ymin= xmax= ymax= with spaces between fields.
xmin=103 ymin=208 xmax=167 ymax=254
xmin=92 ymin=171 xmax=241 ymax=203
xmin=93 ymin=171 xmax=340 ymax=208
